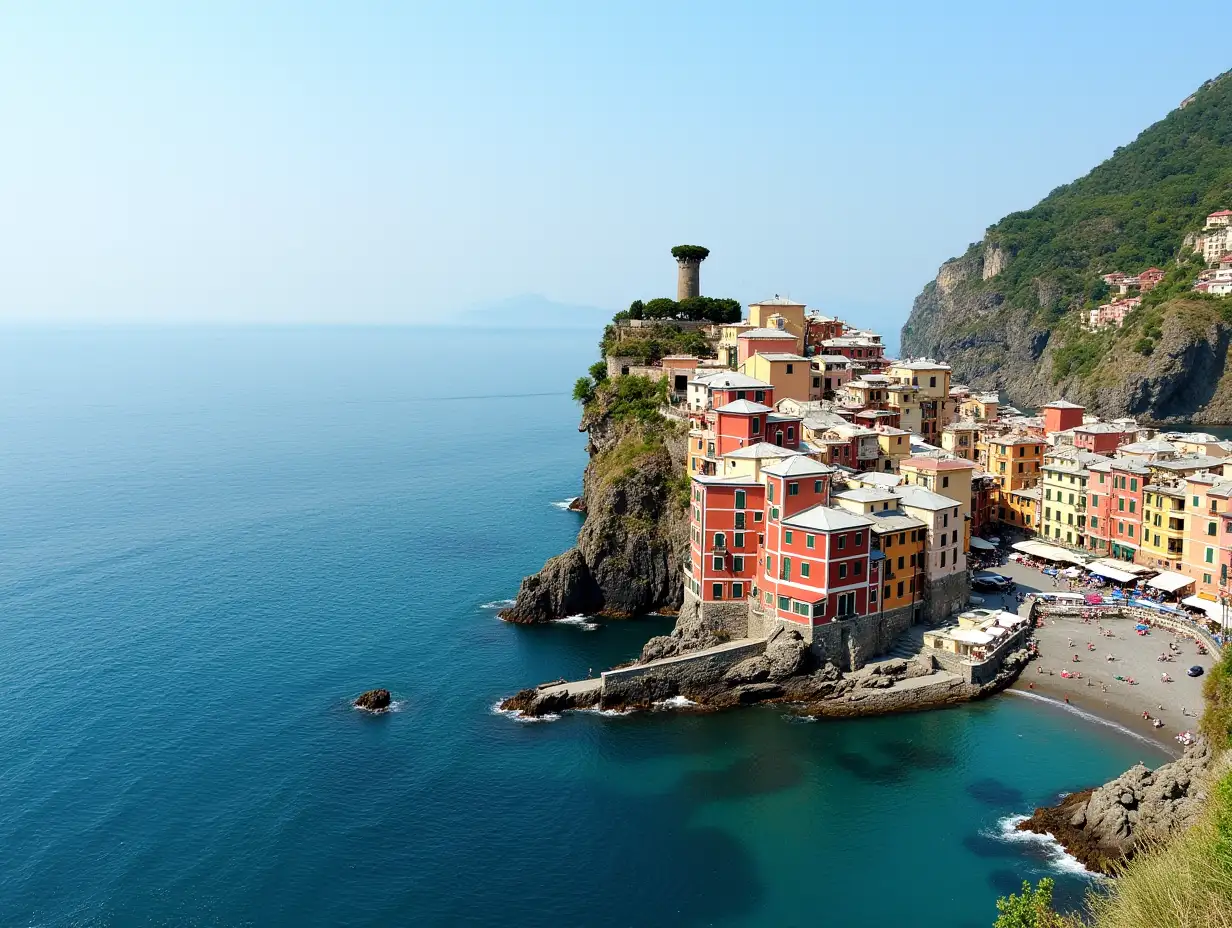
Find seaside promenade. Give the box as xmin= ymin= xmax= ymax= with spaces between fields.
xmin=991 ymin=559 xmax=1217 ymax=750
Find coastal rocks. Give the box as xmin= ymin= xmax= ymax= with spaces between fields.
xmin=354 ymin=689 xmax=392 ymax=711
xmin=639 ymin=592 xmax=723 ymax=662
xmin=1016 ymin=740 xmax=1216 ymax=873
xmin=502 ymin=407 xmax=689 ymax=623
xmin=721 ymin=628 xmax=809 ymax=686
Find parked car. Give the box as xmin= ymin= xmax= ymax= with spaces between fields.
xmin=1188 ymin=665 xmax=1205 ymax=678
xmin=972 ymin=572 xmax=1012 ymax=592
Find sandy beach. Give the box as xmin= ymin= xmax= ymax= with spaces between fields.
xmin=986 ymin=558 xmax=1218 ymax=753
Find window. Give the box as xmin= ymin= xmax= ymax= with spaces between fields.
xmin=943 ymin=514 xmax=949 ymax=527
xmin=754 ymin=512 xmax=763 ymax=523
xmin=884 ymin=584 xmax=891 ymax=599
xmin=766 ymin=554 xmax=773 ymax=573
xmin=838 ymin=563 xmax=847 ymax=579
xmin=732 ymin=582 xmax=744 ymax=599
xmin=792 ymin=600 xmax=810 ymax=616
xmin=1194 ymin=495 xmax=1201 ymax=507
xmin=735 ymin=490 xmax=746 ymax=509
xmin=942 ymin=476 xmax=949 ymax=488
xmin=1128 ymin=525 xmax=1134 ymax=538
xmin=1209 ymin=522 xmax=1218 ymax=537
xmin=837 ymin=535 xmax=846 ymax=550
xmin=1118 ymin=498 xmax=1125 ymax=512
xmin=752 ymin=419 xmax=761 ymax=435
xmin=778 ymin=595 xmax=789 ymax=611
xmin=1131 ymin=479 xmax=1137 ymax=492
xmin=770 ymin=506 xmax=779 ymax=520
xmin=735 ymin=532 xmax=745 ymax=548
xmin=767 ymin=484 xmax=774 ymax=502
xmin=1206 ymin=547 xmax=1215 ymax=564
xmin=712 ymin=583 xmax=723 ymax=599
xmin=1068 ymin=493 xmax=1074 ymax=505
xmin=788 ymin=482 xmax=799 ymax=497
xmin=784 ymin=530 xmax=793 ymax=544
xmin=733 ymin=556 xmax=744 ymax=572
xmin=764 ymin=591 xmax=772 ymax=605
xmin=814 ymin=480 xmax=823 ymax=494
xmin=897 ymin=555 xmax=904 ymax=569
xmin=801 ymin=562 xmax=810 ymax=578
xmin=1091 ymin=494 xmax=1098 ymax=505
xmin=941 ymin=550 xmax=947 ymax=567
xmin=869 ymin=586 xmax=877 ymax=604
xmin=854 ymin=561 xmax=863 ymax=576
xmin=1129 ymin=501 xmax=1136 ymax=514
xmin=787 ymin=427 xmax=796 ymax=442
xmin=836 ymin=591 xmax=856 ymax=616
xmin=712 ymin=556 xmax=723 ymax=570
xmin=714 ymin=532 xmax=725 ymax=548
xmin=1204 ymin=573 xmax=1213 ymax=585
xmin=806 ymin=534 xmax=815 ymax=549
xmin=755 ymin=391 xmax=765 ymax=403
xmin=1090 ymin=516 xmax=1098 ymax=528
xmin=735 ymin=512 xmax=746 ymax=530
xmin=781 ymin=557 xmax=792 ymax=580
xmin=854 ymin=532 xmax=863 ymax=545
xmin=897 ymin=581 xmax=904 ymax=597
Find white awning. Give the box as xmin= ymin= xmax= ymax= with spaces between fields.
xmin=970 ymin=537 xmax=995 ymax=551
xmin=1087 ymin=562 xmax=1139 ymax=584
xmin=1181 ymin=595 xmax=1226 ymax=621
xmin=1089 ymin=557 xmax=1152 ymax=576
xmin=1147 ymin=571 xmax=1196 ymax=594
xmin=950 ymin=628 xmax=994 ymax=644
xmin=1010 ymin=540 xmax=1088 ymax=565
xmin=997 ymin=612 xmax=1028 ymax=627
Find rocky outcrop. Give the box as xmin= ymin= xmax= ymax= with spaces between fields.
xmin=1016 ymin=740 xmax=1218 ymax=873
xmin=501 ymin=400 xmax=689 ymax=623
xmin=355 ymin=689 xmax=392 ymax=711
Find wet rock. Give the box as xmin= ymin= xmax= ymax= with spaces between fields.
xmin=355 ymin=689 xmax=391 ymax=711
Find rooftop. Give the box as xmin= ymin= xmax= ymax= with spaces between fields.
xmin=894 ymin=485 xmax=960 ymax=511
xmin=755 ymin=353 xmax=811 ymax=362
xmin=833 ymin=487 xmax=900 ymax=503
xmin=869 ymin=510 xmax=927 ymax=532
xmin=721 ymin=442 xmax=802 ymax=460
xmin=690 ymin=371 xmax=773 ymax=389
xmin=737 ymin=328 xmax=797 ymax=340
xmin=752 ymin=296 xmax=806 ymax=306
xmin=900 ymin=456 xmax=974 ymax=471
xmin=1043 ymin=400 xmax=1085 ymax=410
xmin=762 ymin=456 xmax=836 ymax=478
xmin=714 ymin=399 xmax=773 ymax=415
xmin=783 ymin=505 xmax=874 ymax=532
xmin=890 ymin=358 xmax=951 ymax=371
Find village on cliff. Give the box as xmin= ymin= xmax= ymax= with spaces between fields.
xmin=602 ymin=246 xmax=1232 ymax=673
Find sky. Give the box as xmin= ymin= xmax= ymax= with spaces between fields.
xmin=0 ymin=2 xmax=1223 ymax=342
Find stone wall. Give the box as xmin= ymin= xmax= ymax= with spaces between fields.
xmin=601 ymin=639 xmax=766 ymax=704
xmin=924 ymin=571 xmax=969 ymax=622
xmin=696 ymin=597 xmax=751 ymax=640
xmin=748 ymin=602 xmax=915 ymax=672
xmin=605 ymin=356 xmax=666 ymax=380
xmin=929 ymin=624 xmax=1030 ymax=684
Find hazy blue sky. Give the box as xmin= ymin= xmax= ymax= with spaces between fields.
xmin=0 ymin=2 xmax=1221 ymax=337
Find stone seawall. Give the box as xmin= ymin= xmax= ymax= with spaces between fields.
xmin=748 ymin=602 xmax=916 ymax=672
xmin=601 ymin=639 xmax=767 ymax=705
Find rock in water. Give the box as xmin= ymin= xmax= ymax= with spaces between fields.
xmin=355 ymin=689 xmax=392 ymax=711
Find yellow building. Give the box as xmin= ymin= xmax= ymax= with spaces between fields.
xmin=986 ymin=434 xmax=1043 ymax=492
xmin=876 ymin=427 xmax=912 ymax=473
xmin=885 ymin=359 xmax=954 ymax=444
xmin=959 ymin=392 xmax=999 ymax=422
xmin=941 ymin=421 xmax=979 ymax=461
xmin=1140 ymin=483 xmax=1187 ymax=571
xmin=741 ymin=353 xmax=812 ymax=403
xmin=870 ymin=512 xmax=927 ymax=612
xmin=899 ymin=456 xmax=975 ymax=549
xmin=1040 ymin=448 xmax=1107 ymax=549
xmin=717 ymin=322 xmax=755 ymax=368
xmin=747 ymin=297 xmax=806 ymax=340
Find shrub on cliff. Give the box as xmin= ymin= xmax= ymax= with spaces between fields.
xmin=993 ymin=879 xmax=1071 ymax=928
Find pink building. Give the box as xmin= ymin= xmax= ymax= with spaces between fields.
xmin=737 ymin=328 xmax=798 ymax=365
xmin=1086 ymin=298 xmax=1140 ymax=330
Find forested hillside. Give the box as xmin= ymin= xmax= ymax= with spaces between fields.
xmin=902 ymin=70 xmax=1232 ymax=422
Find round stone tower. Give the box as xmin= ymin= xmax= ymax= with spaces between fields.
xmin=671 ymin=245 xmax=709 ymax=301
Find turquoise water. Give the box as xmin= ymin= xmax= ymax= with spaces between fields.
xmin=0 ymin=327 xmax=1167 ymax=927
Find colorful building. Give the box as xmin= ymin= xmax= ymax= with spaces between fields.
xmin=869 ymin=512 xmax=927 ymax=613
xmin=898 ymin=456 xmax=975 ymax=549
xmin=1041 ymin=400 xmax=1085 ymax=436
xmin=688 ymin=475 xmax=765 ymax=603
xmin=736 ymin=327 xmax=798 ymax=365
xmin=1139 ymin=483 xmax=1187 ymax=571
xmin=1040 ymin=448 xmax=1107 ymax=549
xmin=742 ymin=352 xmax=812 ymax=403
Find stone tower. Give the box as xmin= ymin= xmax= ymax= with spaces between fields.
xmin=671 ymin=245 xmax=709 ymax=301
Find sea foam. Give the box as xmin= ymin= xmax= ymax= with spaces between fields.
xmin=652 ymin=695 xmax=698 ymax=710
xmin=992 ymin=814 xmax=1103 ymax=878
xmin=554 ymin=615 xmax=599 ymax=631
xmin=550 ymin=497 xmax=579 ymax=511
xmin=480 ymin=598 xmax=517 ymax=610
xmin=490 ymin=701 xmax=560 ymax=723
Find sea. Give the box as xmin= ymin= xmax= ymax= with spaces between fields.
xmin=0 ymin=326 xmax=1169 ymax=928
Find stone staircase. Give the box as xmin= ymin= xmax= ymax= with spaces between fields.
xmin=870 ymin=623 xmax=929 ymax=665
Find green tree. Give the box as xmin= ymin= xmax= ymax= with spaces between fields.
xmin=572 ymin=376 xmax=595 ymax=405
xmin=628 ymin=299 xmax=645 ymax=320
xmin=670 ymin=244 xmax=710 ymax=261
xmin=588 ymin=361 xmax=609 ymax=383
xmin=994 ymin=878 xmax=1068 ymax=928
xmin=643 ymin=297 xmax=679 ymax=319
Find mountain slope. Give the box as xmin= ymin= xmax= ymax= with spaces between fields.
xmin=901 ymin=70 xmax=1232 ymax=422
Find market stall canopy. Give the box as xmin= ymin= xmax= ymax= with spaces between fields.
xmin=1010 ymin=540 xmax=1088 ymax=565
xmin=1147 ymin=571 xmax=1196 ymax=594
xmin=1086 ymin=561 xmax=1140 ymax=584
xmin=970 ymin=537 xmax=996 ymax=551
xmin=997 ymin=613 xmax=1028 ymax=627
xmin=1181 ymin=595 xmax=1227 ymax=621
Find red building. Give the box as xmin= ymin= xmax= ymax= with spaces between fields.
xmin=689 ymin=476 xmax=765 ymax=603
xmin=1041 ymin=400 xmax=1085 ymax=435
xmin=1093 ymin=458 xmax=1149 ymax=560
xmin=1138 ymin=267 xmax=1165 ymax=292
xmin=1073 ymin=422 xmax=1132 ymax=455
xmin=803 ymin=315 xmax=845 ymax=353
xmin=713 ymin=400 xmax=803 ymax=455
xmin=737 ymin=328 xmax=798 ymax=365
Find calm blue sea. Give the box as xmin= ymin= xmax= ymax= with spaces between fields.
xmin=0 ymin=327 xmax=1167 ymax=928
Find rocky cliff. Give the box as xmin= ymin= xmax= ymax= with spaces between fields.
xmin=900 ymin=69 xmax=1232 ymax=423
xmin=501 ymin=397 xmax=689 ymax=623
xmin=1017 ymin=740 xmax=1222 ymax=873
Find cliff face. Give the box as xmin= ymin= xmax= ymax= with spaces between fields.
xmin=902 ymin=257 xmax=1232 ymax=422
xmin=501 ymin=404 xmax=689 ymax=622
xmin=900 ymin=69 xmax=1232 ymax=423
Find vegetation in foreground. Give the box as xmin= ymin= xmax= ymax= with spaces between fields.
xmin=994 ymin=645 xmax=1232 ymax=926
